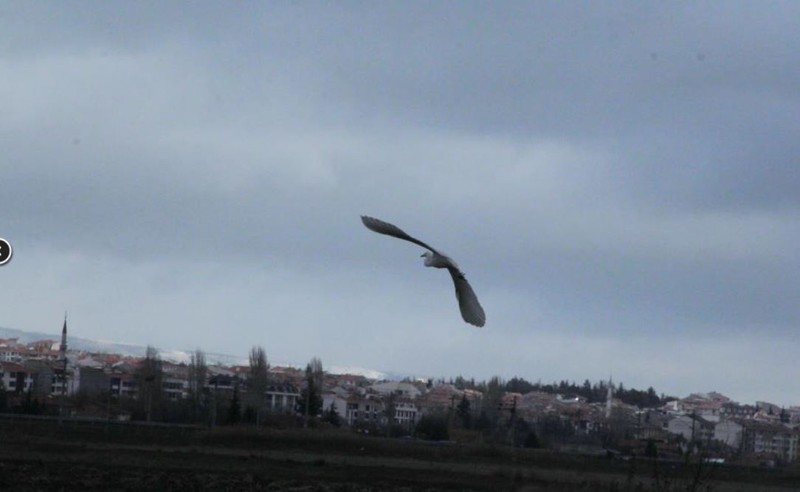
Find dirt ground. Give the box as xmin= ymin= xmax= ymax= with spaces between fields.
xmin=0 ymin=440 xmax=555 ymax=491
xmin=1 ymin=427 xmax=799 ymax=491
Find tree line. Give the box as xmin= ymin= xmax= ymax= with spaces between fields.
xmin=448 ymin=375 xmax=669 ymax=408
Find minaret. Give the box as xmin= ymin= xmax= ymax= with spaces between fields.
xmin=60 ymin=313 xmax=68 ymax=402
xmin=60 ymin=313 xmax=68 ymax=355
xmin=605 ymin=376 xmax=613 ymax=419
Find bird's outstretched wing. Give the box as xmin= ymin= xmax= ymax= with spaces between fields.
xmin=361 ymin=215 xmax=439 ymax=254
xmin=448 ymin=268 xmax=486 ymax=327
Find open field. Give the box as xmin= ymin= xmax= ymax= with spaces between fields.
xmin=2 ymin=417 xmax=800 ymax=491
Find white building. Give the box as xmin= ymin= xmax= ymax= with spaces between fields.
xmin=0 ymin=361 xmax=35 ymax=393
xmin=714 ymin=420 xmax=743 ymax=449
xmin=0 ymin=339 xmax=25 ymax=363
xmin=666 ymin=414 xmax=715 ymax=443
xmin=322 ymin=391 xmax=348 ymax=419
xmin=742 ymin=421 xmax=799 ymax=462
xmin=369 ymin=381 xmax=422 ymax=400
xmin=345 ymin=396 xmax=384 ymax=426
xmin=162 ymin=376 xmax=188 ymax=400
xmin=265 ymin=384 xmax=299 ymax=413
xmin=392 ymin=400 xmax=419 ymax=427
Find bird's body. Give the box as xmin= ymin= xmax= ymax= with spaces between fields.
xmin=361 ymin=215 xmax=486 ymax=327
xmin=421 ymin=250 xmax=458 ymax=270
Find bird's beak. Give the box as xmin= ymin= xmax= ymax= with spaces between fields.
xmin=420 ymin=253 xmax=425 ymax=257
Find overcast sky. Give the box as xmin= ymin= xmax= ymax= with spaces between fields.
xmin=2 ymin=1 xmax=799 ymax=405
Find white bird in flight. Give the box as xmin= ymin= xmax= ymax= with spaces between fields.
xmin=361 ymin=215 xmax=486 ymax=327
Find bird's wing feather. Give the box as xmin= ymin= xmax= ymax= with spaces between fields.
xmin=448 ymin=268 xmax=486 ymax=327
xmin=361 ymin=215 xmax=439 ymax=254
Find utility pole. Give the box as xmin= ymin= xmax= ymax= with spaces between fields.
xmin=210 ymin=378 xmax=218 ymax=427
xmin=304 ymin=379 xmax=310 ymax=428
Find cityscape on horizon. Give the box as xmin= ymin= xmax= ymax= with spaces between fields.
xmin=3 ymin=319 xmax=800 ymax=468
xmin=1 ymin=322 xmax=792 ymax=410
xmin=3 ymin=319 xmax=800 ymax=467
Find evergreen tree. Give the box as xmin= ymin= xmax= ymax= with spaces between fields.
xmin=645 ymin=438 xmax=658 ymax=458
xmin=22 ymin=388 xmax=42 ymax=415
xmin=414 ymin=412 xmax=449 ymax=441
xmin=297 ymin=357 xmax=324 ymax=424
xmin=456 ymin=394 xmax=472 ymax=429
xmin=474 ymin=410 xmax=491 ymax=432
xmin=188 ymin=349 xmax=208 ymax=423
xmin=483 ymin=376 xmax=504 ymax=420
xmin=581 ymin=379 xmax=592 ymax=399
xmin=506 ymin=376 xmax=534 ymax=394
xmin=0 ymin=380 xmax=7 ymax=412
xmin=247 ymin=345 xmax=269 ymax=422
xmin=226 ymin=385 xmax=241 ymax=424
xmin=323 ymin=402 xmax=341 ymax=427
xmin=248 ymin=346 xmax=269 ymax=394
xmin=135 ymin=346 xmax=164 ymax=422
xmin=384 ymin=392 xmax=397 ymax=427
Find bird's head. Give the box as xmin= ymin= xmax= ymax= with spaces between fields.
xmin=420 ymin=251 xmax=434 ymax=266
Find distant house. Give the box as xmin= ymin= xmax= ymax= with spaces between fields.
xmin=666 ymin=414 xmax=715 ymax=443
xmin=326 ymin=373 xmax=369 ymax=389
xmin=633 ymin=409 xmax=670 ymax=441
xmin=162 ymin=376 xmax=187 ymax=400
xmin=74 ymin=353 xmax=104 ymax=368
xmin=346 ymin=395 xmax=384 ymax=427
xmin=0 ymin=361 xmax=34 ymax=394
xmin=207 ymin=371 xmax=240 ymax=394
xmin=756 ymin=401 xmax=782 ymax=416
xmin=322 ymin=391 xmax=348 ymax=419
xmin=25 ymin=339 xmax=61 ymax=361
xmin=161 ymin=362 xmax=189 ymax=400
xmin=752 ymin=408 xmax=783 ymax=424
xmin=516 ymin=391 xmax=561 ymax=421
xmin=269 ymin=366 xmax=304 ymax=388
xmin=0 ymin=339 xmax=26 ymax=363
xmin=740 ymin=421 xmax=799 ymax=463
xmin=498 ymin=392 xmax=524 ymax=414
xmin=109 ymin=371 xmax=137 ymax=398
xmin=392 ymin=400 xmax=419 ymax=427
xmin=721 ymin=402 xmax=756 ymax=421
xmin=369 ymin=381 xmax=422 ymax=400
xmin=323 ymin=386 xmax=419 ymax=429
xmin=23 ymin=360 xmax=66 ymax=398
xmin=265 ymin=384 xmax=299 ymax=413
xmin=83 ymin=366 xmax=110 ymax=394
xmin=788 ymin=407 xmax=800 ymax=425
xmin=714 ymin=420 xmax=743 ymax=449
xmin=419 ymin=384 xmax=478 ymax=413
xmin=676 ymin=393 xmax=730 ymax=423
